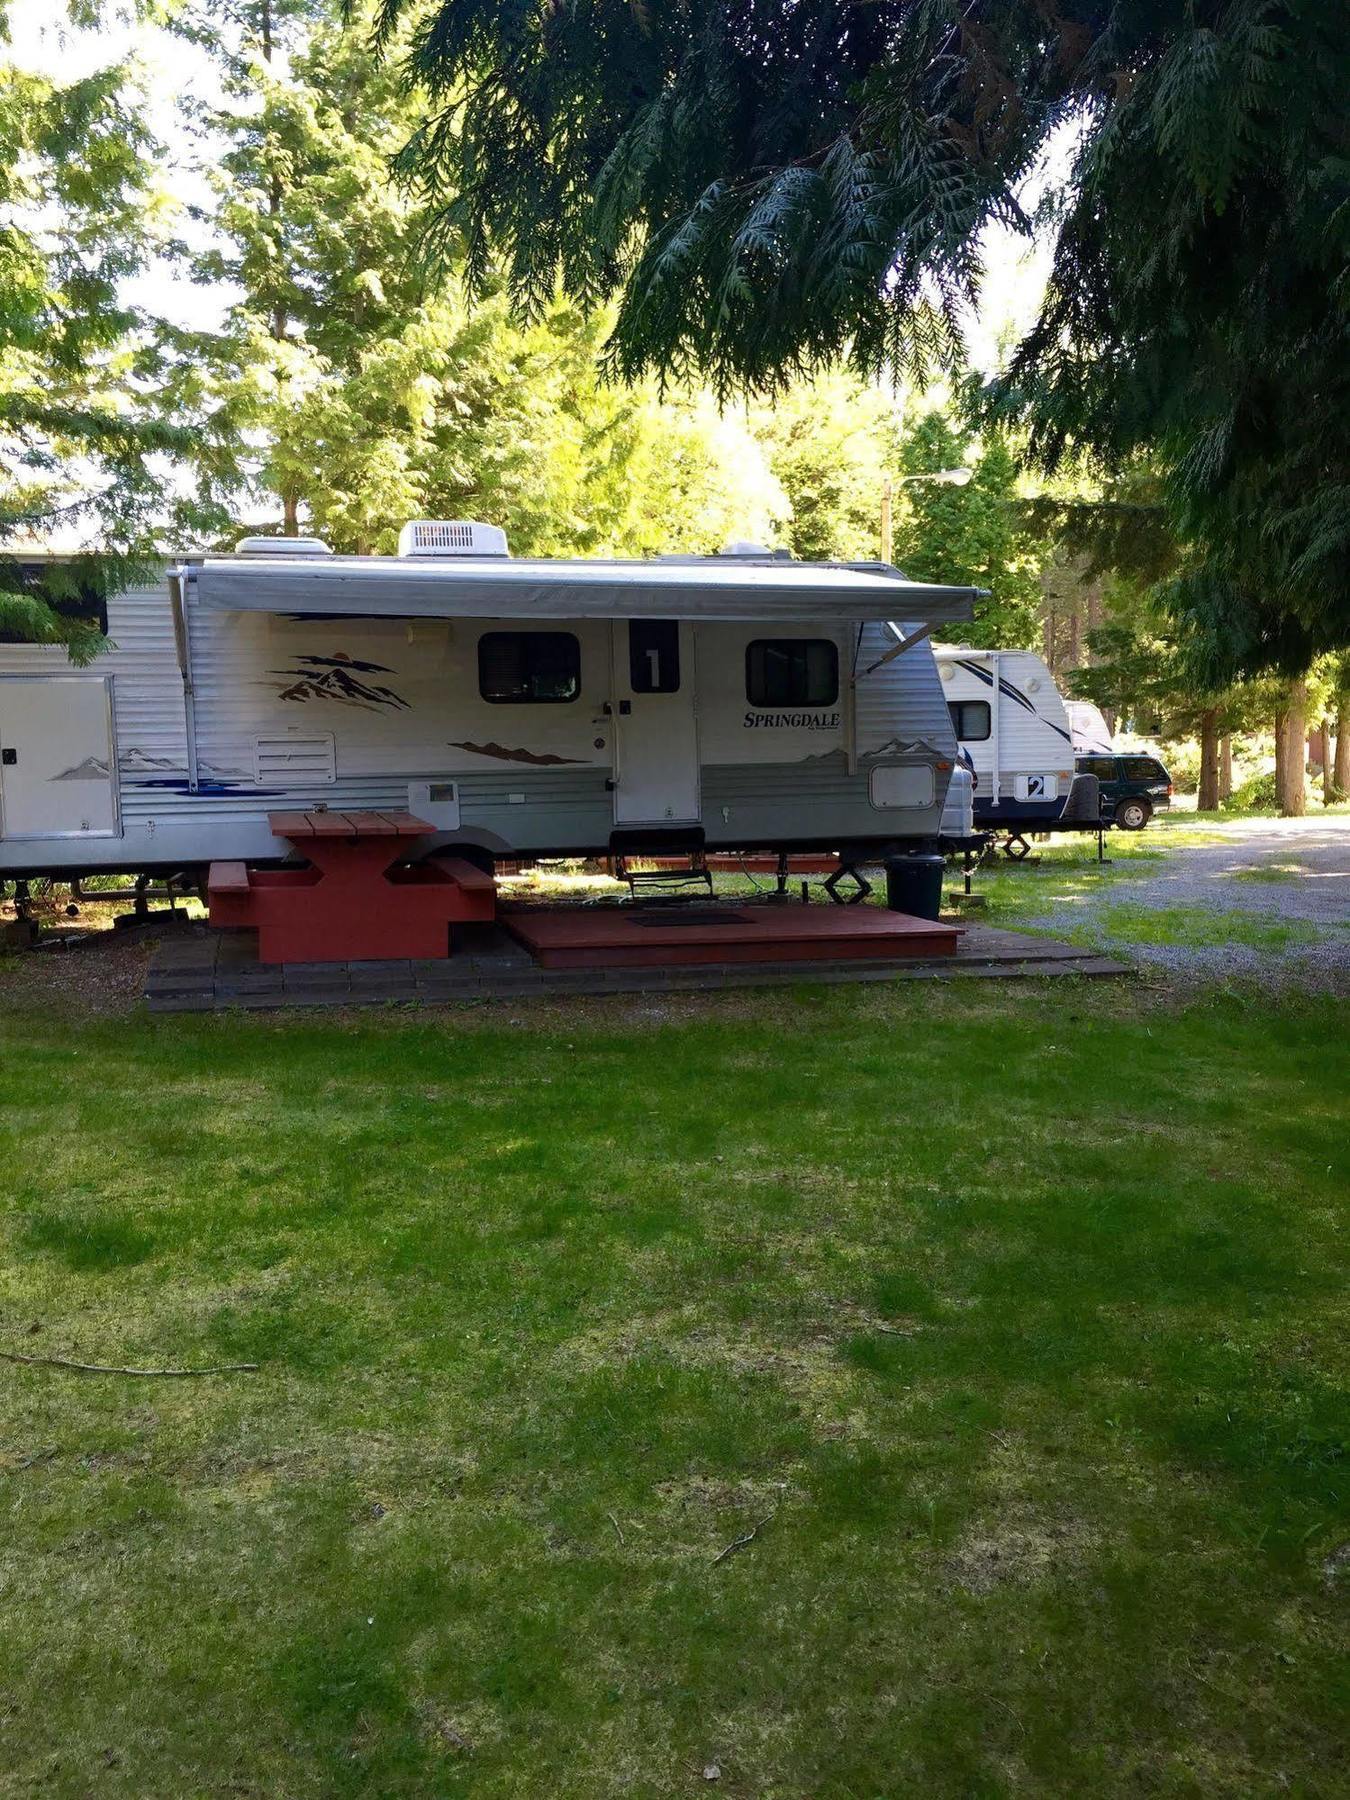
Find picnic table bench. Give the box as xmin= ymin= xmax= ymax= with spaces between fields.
xmin=208 ymin=810 xmax=495 ymax=964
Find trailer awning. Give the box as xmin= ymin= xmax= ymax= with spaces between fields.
xmin=184 ymin=555 xmax=979 ymax=626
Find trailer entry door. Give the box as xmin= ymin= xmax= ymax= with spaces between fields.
xmin=611 ymin=621 xmax=700 ymax=825
xmin=0 ymin=676 xmax=119 ymax=839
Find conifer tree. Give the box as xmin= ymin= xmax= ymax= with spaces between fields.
xmin=379 ymin=0 xmax=1350 ymax=676
xmin=176 ymin=0 xmax=785 ymax=553
xmin=894 ymin=410 xmax=1046 ymax=650
xmin=0 ymin=3 xmax=184 ymax=655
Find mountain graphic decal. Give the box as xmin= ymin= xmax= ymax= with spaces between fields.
xmin=52 ymin=755 xmax=111 ymax=780
xmin=860 ymin=737 xmax=944 ymax=760
xmin=448 ymin=740 xmax=585 ymax=766
xmin=270 ymin=653 xmax=410 ymax=712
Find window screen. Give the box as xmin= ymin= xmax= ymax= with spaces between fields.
xmin=947 ymin=699 xmax=991 ymax=741
xmin=629 ymin=619 xmax=680 ymax=693
xmin=745 ymin=639 xmax=838 ymax=708
xmin=478 ymin=632 xmax=581 ymax=704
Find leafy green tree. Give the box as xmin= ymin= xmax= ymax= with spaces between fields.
xmin=893 ymin=410 xmax=1045 ymax=650
xmin=749 ymin=370 xmax=892 ymax=562
xmin=380 ymin=0 xmax=1350 ymax=678
xmin=1329 ymin=656 xmax=1350 ymax=801
xmin=1070 ymin=589 xmax=1230 ymax=809
xmin=0 ymin=3 xmax=184 ymax=655
xmin=177 ymin=0 xmax=785 ymax=554
xmin=1067 ymin=577 xmax=1321 ymax=811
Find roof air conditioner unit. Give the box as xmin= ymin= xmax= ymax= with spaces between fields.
xmin=234 ymin=535 xmax=332 ymax=556
xmin=717 ymin=541 xmax=792 ymax=560
xmin=398 ymin=520 xmax=509 ymax=558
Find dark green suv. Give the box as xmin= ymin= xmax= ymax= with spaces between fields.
xmin=1074 ymin=753 xmax=1173 ymax=829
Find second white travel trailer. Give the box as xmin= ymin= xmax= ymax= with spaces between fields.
xmin=0 ymin=527 xmax=983 ymax=882
xmin=1066 ymin=699 xmax=1115 ymax=755
xmin=933 ymin=645 xmax=1078 ymax=830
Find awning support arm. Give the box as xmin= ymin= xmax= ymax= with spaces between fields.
xmin=168 ymin=570 xmax=200 ymax=794
xmin=857 ymin=621 xmax=933 ymax=679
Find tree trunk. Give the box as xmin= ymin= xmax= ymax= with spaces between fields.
xmin=1278 ymin=680 xmax=1307 ymax=816
xmin=1197 ymin=707 xmax=1221 ymax=811
xmin=282 ymin=493 xmax=299 ymax=536
xmin=1219 ymin=734 xmax=1233 ymax=803
xmin=1274 ymin=706 xmax=1287 ymax=804
xmin=1319 ymin=721 xmax=1333 ymax=803
xmin=1335 ymin=705 xmax=1350 ymax=798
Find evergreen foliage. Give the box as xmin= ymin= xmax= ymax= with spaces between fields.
xmin=749 ymin=370 xmax=893 ymax=562
xmin=893 ymin=409 xmax=1045 ymax=650
xmin=174 ymin=0 xmax=787 ymax=554
xmin=383 ymin=0 xmax=1350 ymax=675
xmin=0 ymin=2 xmax=186 ymax=655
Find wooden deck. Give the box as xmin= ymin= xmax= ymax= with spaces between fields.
xmin=501 ymin=902 xmax=960 ymax=970
xmin=146 ymin=920 xmax=1131 ymax=1012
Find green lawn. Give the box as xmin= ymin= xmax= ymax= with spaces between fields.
xmin=943 ymin=835 xmax=1169 ymax=934
xmin=1 ymin=985 xmax=1347 ymax=1796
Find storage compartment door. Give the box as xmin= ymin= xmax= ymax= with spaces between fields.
xmin=0 ymin=676 xmax=119 ymax=839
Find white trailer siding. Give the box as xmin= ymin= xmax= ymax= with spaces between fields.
xmin=0 ymin=585 xmax=183 ymax=859
xmin=934 ymin=646 xmax=1076 ymax=827
xmin=1 ymin=564 xmax=971 ymax=873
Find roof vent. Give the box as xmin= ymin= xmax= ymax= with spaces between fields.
xmin=234 ymin=535 xmax=332 ymax=556
xmin=719 ymin=540 xmax=772 ymax=557
xmin=399 ymin=519 xmax=509 ymax=558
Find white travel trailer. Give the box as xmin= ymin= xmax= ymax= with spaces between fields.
xmin=0 ymin=528 xmax=982 ymax=881
xmin=1066 ymin=698 xmax=1115 ymax=755
xmin=933 ymin=644 xmax=1078 ymax=830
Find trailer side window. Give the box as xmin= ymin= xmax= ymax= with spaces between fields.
xmin=745 ymin=639 xmax=838 ymax=708
xmin=478 ymin=632 xmax=581 ymax=704
xmin=948 ymin=699 xmax=991 ymax=741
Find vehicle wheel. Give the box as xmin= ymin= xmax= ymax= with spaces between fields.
xmin=1116 ymin=798 xmax=1151 ymax=830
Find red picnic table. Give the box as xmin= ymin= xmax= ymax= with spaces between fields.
xmin=207 ymin=809 xmax=495 ymax=964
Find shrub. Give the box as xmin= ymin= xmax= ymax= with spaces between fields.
xmin=1223 ymin=771 xmax=1279 ymax=811
xmin=1158 ymin=739 xmax=1200 ymax=795
xmin=1223 ymin=769 xmax=1325 ymax=812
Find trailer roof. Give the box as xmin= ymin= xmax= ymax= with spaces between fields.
xmin=183 ymin=554 xmax=979 ymax=626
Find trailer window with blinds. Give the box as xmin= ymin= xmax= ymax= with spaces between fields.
xmin=948 ymin=699 xmax=991 ymax=741
xmin=745 ymin=639 xmax=838 ymax=708
xmin=478 ymin=631 xmax=581 ymax=704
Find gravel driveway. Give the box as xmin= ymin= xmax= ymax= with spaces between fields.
xmin=1025 ymin=813 xmax=1350 ymax=989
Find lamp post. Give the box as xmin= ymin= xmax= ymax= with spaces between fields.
xmin=879 ymin=467 xmax=973 ymax=564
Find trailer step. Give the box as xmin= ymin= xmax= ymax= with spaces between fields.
xmin=617 ymin=855 xmax=714 ymax=900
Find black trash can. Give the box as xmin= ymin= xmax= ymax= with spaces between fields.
xmin=885 ymin=853 xmax=945 ymax=920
